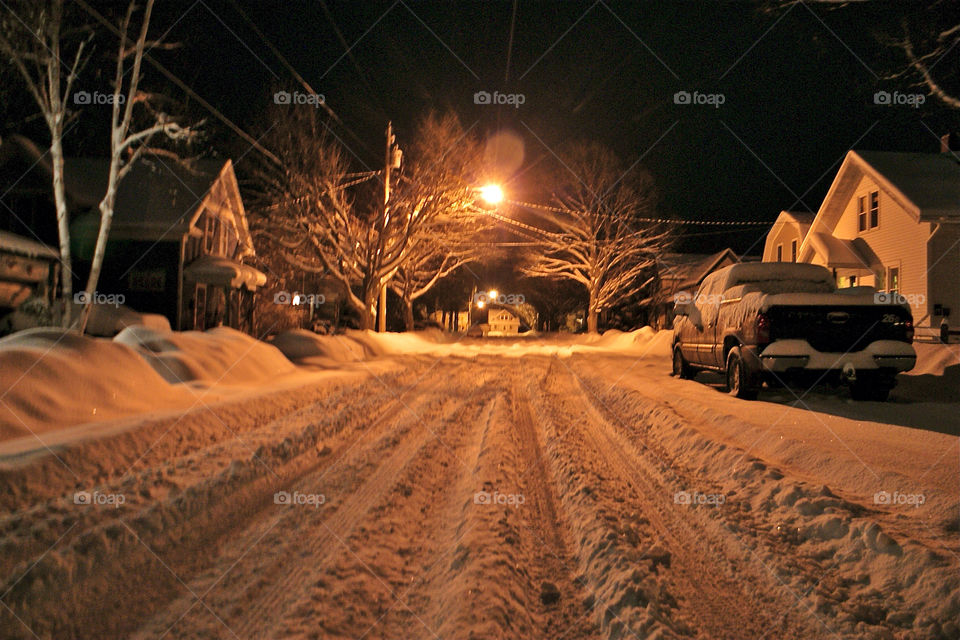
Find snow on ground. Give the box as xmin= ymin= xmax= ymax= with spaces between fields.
xmin=0 ymin=326 xmax=957 ymax=639
xmin=0 ymin=328 xmax=194 ymax=441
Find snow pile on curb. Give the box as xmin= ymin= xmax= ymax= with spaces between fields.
xmin=0 ymin=326 xmax=299 ymax=442
xmin=0 ymin=328 xmax=192 ymax=441
xmin=906 ymin=342 xmax=959 ymax=376
xmin=116 ymin=326 xmax=295 ymax=385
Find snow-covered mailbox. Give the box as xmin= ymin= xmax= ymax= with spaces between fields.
xmin=67 ymin=157 xmax=266 ymax=333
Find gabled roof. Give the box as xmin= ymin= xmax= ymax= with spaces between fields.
xmin=64 ymin=157 xmax=227 ymax=233
xmin=763 ymin=210 xmax=815 ymax=261
xmin=855 ymin=150 xmax=960 ymax=221
xmin=0 ymin=136 xmax=253 ymax=256
xmin=64 ymin=157 xmax=255 ymax=257
xmin=776 ymin=210 xmax=815 ymax=228
xmin=660 ymin=248 xmax=739 ymax=291
xmin=799 ymin=149 xmax=960 ymax=263
xmin=818 ymin=150 xmax=960 ymax=227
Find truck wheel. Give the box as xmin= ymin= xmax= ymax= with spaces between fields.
xmin=673 ymin=347 xmax=695 ymax=379
xmin=726 ymin=347 xmax=759 ymax=400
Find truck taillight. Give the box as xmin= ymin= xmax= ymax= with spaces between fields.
xmin=756 ymin=312 xmax=771 ymax=344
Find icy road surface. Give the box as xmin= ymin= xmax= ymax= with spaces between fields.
xmin=1 ymin=349 xmax=958 ymax=639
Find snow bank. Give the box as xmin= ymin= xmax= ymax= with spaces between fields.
xmin=116 ymin=326 xmax=295 ymax=385
xmin=268 ymin=329 xmax=369 ymax=366
xmin=81 ymin=304 xmax=171 ymax=337
xmin=0 ymin=325 xmax=303 ymax=442
xmin=907 ymin=342 xmax=959 ymax=377
xmin=0 ymin=328 xmax=192 ymax=441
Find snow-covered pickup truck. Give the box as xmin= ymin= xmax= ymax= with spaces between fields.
xmin=671 ymin=262 xmax=916 ymax=401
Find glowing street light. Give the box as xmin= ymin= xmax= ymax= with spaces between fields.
xmin=479 ymin=184 xmax=503 ymax=205
xmin=488 ymin=289 xmax=498 ymax=300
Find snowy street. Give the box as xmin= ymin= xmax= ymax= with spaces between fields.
xmin=2 ymin=334 xmax=957 ymax=639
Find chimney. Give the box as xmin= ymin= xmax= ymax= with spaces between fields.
xmin=941 ymin=133 xmax=960 ymax=153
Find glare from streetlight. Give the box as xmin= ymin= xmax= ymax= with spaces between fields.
xmin=479 ymin=184 xmax=503 ymax=204
xmin=477 ymin=299 xmax=485 ymax=309
xmin=488 ymin=289 xmax=498 ymax=300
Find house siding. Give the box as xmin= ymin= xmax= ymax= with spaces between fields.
xmin=833 ymin=175 xmax=930 ymax=320
xmin=763 ymin=224 xmax=804 ymax=262
xmin=927 ymin=223 xmax=960 ymax=330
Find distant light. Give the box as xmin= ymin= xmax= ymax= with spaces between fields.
xmin=488 ymin=289 xmax=498 ymax=300
xmin=479 ymin=184 xmax=503 ymax=204
xmin=293 ymin=294 xmax=301 ymax=305
xmin=477 ymin=299 xmax=485 ymax=308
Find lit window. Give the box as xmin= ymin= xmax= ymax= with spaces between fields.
xmin=888 ymin=267 xmax=899 ymax=295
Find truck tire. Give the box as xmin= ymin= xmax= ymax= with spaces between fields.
xmin=673 ymin=346 xmax=695 ymax=379
xmin=726 ymin=347 xmax=759 ymax=400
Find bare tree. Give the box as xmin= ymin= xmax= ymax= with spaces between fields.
xmin=0 ymin=0 xmax=91 ymax=324
xmin=521 ymin=143 xmax=671 ymax=333
xmin=388 ymin=223 xmax=486 ymax=330
xmin=766 ymin=1 xmax=960 ymax=109
xmin=254 ymin=109 xmax=483 ymax=330
xmin=897 ymin=19 xmax=960 ymax=109
xmin=77 ymin=0 xmax=196 ymax=332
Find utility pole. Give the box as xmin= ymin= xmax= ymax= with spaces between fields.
xmin=378 ymin=121 xmax=401 ymax=332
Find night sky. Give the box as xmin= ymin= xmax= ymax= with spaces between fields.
xmin=9 ymin=1 xmax=960 ymax=257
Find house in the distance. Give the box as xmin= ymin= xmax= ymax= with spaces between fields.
xmin=485 ymin=306 xmax=520 ymax=335
xmin=790 ymin=138 xmax=960 ymax=337
xmin=762 ymin=211 xmax=814 ymax=263
xmin=651 ymin=248 xmax=739 ymax=328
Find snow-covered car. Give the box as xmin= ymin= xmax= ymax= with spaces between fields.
xmin=671 ymin=262 xmax=915 ymax=401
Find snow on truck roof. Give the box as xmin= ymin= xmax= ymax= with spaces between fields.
xmin=706 ymin=262 xmax=834 ymax=291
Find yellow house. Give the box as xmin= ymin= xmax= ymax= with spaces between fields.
xmin=762 ymin=211 xmax=814 ymax=263
xmin=795 ymin=148 xmax=960 ymax=337
xmin=486 ymin=307 xmax=520 ymax=335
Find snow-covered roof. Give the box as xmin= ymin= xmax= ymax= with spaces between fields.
xmin=0 ymin=230 xmax=59 ymax=260
xmin=853 ymin=150 xmax=960 ymax=222
xmin=183 ymin=255 xmax=266 ymax=290
xmin=806 ymin=232 xmax=878 ymax=270
xmin=778 ymin=210 xmax=815 ymax=226
xmin=659 ymin=249 xmax=739 ymax=291
xmin=1 ymin=136 xmax=254 ymax=255
xmin=762 ymin=211 xmax=816 ymax=261
xmin=63 ymin=157 xmax=228 ymax=232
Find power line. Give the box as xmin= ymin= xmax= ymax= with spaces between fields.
xmin=74 ymin=0 xmax=281 ymax=166
xmin=504 ymin=198 xmax=774 ymax=226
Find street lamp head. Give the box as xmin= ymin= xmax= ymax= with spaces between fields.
xmin=479 ymin=184 xmax=503 ymax=205
xmin=488 ymin=289 xmax=498 ymax=300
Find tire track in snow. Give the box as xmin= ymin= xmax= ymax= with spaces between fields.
xmin=530 ymin=358 xmax=824 ymax=639
xmin=137 ymin=362 xmax=484 ymax=639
